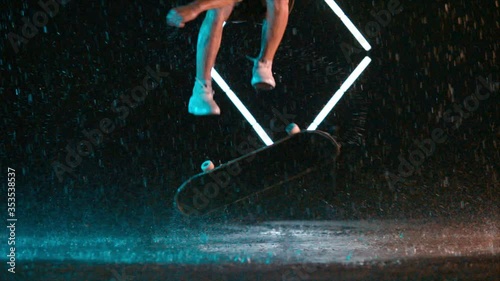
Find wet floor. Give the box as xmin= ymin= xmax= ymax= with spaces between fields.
xmin=12 ymin=216 xmax=499 ymax=280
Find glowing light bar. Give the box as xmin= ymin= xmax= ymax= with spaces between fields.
xmin=324 ymin=0 xmax=372 ymax=51
xmin=307 ymin=56 xmax=371 ymax=131
xmin=211 ymin=68 xmax=274 ymax=146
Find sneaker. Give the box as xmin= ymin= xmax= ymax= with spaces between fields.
xmin=251 ymin=59 xmax=276 ymax=90
xmin=188 ymin=80 xmax=220 ymax=115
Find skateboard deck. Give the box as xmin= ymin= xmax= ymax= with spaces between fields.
xmin=174 ymin=130 xmax=340 ymax=216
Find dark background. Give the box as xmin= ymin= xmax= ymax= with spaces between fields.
xmin=0 ymin=0 xmax=498 ymax=236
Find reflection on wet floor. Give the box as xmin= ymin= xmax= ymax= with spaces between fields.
xmin=13 ymin=216 xmax=499 ymax=280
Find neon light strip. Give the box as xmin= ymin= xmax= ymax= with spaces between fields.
xmin=307 ymin=56 xmax=371 ymax=131
xmin=215 ymin=0 xmax=372 ymax=139
xmin=324 ymin=0 xmax=372 ymax=51
xmin=211 ymin=69 xmax=274 ymax=146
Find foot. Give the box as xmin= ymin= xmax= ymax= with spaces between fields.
xmin=188 ymin=80 xmax=221 ymax=116
xmin=166 ymin=3 xmax=202 ymax=28
xmin=251 ymin=59 xmax=276 ymax=91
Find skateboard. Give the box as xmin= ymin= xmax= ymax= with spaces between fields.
xmin=174 ymin=129 xmax=340 ymax=216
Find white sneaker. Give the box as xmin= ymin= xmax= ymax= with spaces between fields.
xmin=251 ymin=59 xmax=276 ymax=90
xmin=188 ymin=80 xmax=220 ymax=116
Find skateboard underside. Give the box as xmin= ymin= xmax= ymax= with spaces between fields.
xmin=175 ymin=130 xmax=340 ymax=216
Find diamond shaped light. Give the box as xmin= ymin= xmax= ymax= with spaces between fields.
xmin=212 ymin=0 xmax=372 ymax=144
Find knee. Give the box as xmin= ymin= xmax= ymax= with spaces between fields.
xmin=267 ymin=0 xmax=289 ymax=11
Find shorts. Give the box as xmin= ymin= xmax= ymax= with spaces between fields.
xmin=228 ymin=0 xmax=295 ymax=22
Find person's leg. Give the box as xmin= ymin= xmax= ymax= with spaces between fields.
xmin=189 ymin=5 xmax=234 ymax=116
xmin=251 ymin=0 xmax=289 ymax=90
xmin=196 ymin=6 xmax=233 ymax=83
xmin=167 ymin=0 xmax=240 ymax=28
xmin=259 ymin=0 xmax=289 ymax=61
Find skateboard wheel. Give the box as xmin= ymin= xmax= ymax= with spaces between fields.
xmin=286 ymin=123 xmax=300 ymax=135
xmin=201 ymin=160 xmax=214 ymax=172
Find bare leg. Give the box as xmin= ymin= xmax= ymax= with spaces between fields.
xmin=167 ymin=0 xmax=240 ymax=28
xmin=250 ymin=0 xmax=289 ymax=90
xmin=188 ymin=5 xmax=234 ymax=116
xmin=197 ymin=5 xmax=234 ymax=82
xmin=258 ymin=0 xmax=289 ymax=61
